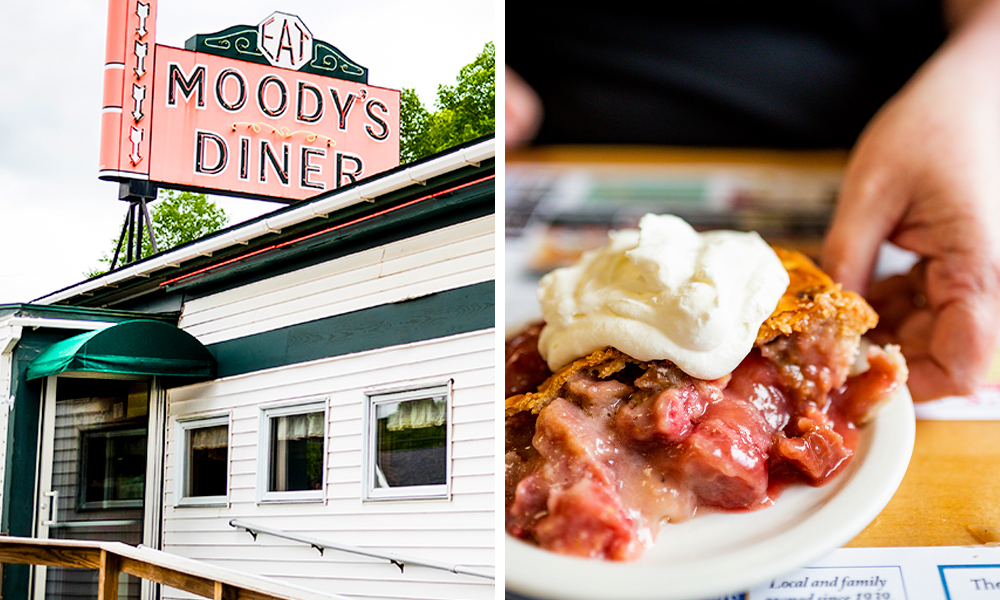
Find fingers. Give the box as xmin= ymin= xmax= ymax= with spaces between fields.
xmin=922 ymin=257 xmax=1000 ymax=398
xmin=505 ymin=66 xmax=543 ymax=148
xmin=869 ymin=303 xmax=983 ymax=403
xmin=866 ymin=262 xmax=928 ymax=336
xmin=856 ymin=252 xmax=1000 ymax=401
xmin=866 ymin=274 xmax=914 ymax=336
xmin=872 ymin=257 xmax=1000 ymax=401
xmin=905 ymin=297 xmax=996 ymax=401
xmin=821 ymin=151 xmax=906 ymax=295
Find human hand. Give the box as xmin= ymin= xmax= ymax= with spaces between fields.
xmin=822 ymin=3 xmax=1000 ymax=401
xmin=505 ymin=65 xmax=543 ymax=148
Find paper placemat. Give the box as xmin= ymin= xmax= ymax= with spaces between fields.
xmin=734 ymin=546 xmax=1000 ymax=600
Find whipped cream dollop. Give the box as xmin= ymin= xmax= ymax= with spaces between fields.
xmin=537 ymin=214 xmax=790 ymax=380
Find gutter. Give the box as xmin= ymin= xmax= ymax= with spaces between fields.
xmin=0 ymin=321 xmax=19 ymax=533
xmin=33 ymin=139 xmax=494 ymax=305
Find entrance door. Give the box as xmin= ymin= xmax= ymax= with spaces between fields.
xmin=33 ymin=376 xmax=161 ymax=600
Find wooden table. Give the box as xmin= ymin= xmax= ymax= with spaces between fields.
xmin=507 ymin=145 xmax=851 ymax=167
xmin=847 ymin=420 xmax=1000 ymax=547
xmin=508 ymin=145 xmax=1000 ymax=550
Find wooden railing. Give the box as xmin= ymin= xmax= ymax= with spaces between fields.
xmin=0 ymin=536 xmax=349 ymax=600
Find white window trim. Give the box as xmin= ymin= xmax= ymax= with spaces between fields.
xmin=257 ymin=398 xmax=328 ymax=504
xmin=362 ymin=381 xmax=452 ymax=502
xmin=174 ymin=413 xmax=231 ymax=508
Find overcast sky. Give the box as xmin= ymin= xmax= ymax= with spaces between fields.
xmin=0 ymin=0 xmax=495 ymax=304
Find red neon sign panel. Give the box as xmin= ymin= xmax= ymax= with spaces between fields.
xmin=99 ymin=1 xmax=400 ymax=203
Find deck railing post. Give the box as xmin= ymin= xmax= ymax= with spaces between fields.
xmin=215 ymin=581 xmax=238 ymax=600
xmin=98 ymin=549 xmax=121 ymax=600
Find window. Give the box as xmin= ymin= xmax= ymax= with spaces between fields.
xmin=364 ymin=383 xmax=450 ymax=501
xmin=79 ymin=426 xmax=147 ymax=510
xmin=258 ymin=400 xmax=327 ymax=502
xmin=176 ymin=415 xmax=229 ymax=506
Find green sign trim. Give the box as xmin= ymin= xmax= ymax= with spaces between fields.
xmin=184 ymin=25 xmax=369 ymax=83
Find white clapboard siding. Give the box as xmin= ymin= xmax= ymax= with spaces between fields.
xmin=179 ymin=215 xmax=494 ymax=344
xmin=161 ymin=330 xmax=495 ymax=600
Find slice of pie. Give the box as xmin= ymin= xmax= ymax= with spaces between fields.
xmin=505 ymin=247 xmax=908 ymax=561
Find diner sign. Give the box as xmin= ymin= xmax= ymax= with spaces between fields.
xmin=99 ymin=0 xmax=400 ymax=202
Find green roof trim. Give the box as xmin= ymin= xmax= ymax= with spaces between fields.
xmin=26 ymin=320 xmax=216 ymax=381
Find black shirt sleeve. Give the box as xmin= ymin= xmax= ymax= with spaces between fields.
xmin=506 ymin=0 xmax=946 ymax=148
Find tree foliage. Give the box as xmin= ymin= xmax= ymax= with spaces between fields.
xmin=87 ymin=189 xmax=229 ymax=277
xmin=400 ymin=41 xmax=495 ymax=163
xmin=145 ymin=190 xmax=229 ymax=252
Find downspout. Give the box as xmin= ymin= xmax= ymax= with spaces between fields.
xmin=0 ymin=320 xmax=23 ymax=529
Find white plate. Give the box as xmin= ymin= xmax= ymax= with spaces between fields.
xmin=505 ymin=384 xmax=915 ymax=600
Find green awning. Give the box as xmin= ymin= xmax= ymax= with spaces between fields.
xmin=26 ymin=320 xmax=216 ymax=381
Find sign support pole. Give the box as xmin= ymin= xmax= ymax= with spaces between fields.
xmin=110 ymin=179 xmax=159 ymax=270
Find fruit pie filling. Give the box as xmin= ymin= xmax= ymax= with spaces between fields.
xmin=504 ymin=322 xmax=906 ymax=561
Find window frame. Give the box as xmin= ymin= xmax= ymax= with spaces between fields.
xmin=362 ymin=382 xmax=451 ymax=502
xmin=77 ymin=424 xmax=148 ymax=511
xmin=256 ymin=399 xmax=328 ymax=504
xmin=174 ymin=414 xmax=231 ymax=508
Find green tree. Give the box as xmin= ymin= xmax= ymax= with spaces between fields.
xmin=87 ymin=189 xmax=229 ymax=277
xmin=400 ymin=41 xmax=495 ymax=163
xmin=145 ymin=190 xmax=229 ymax=252
xmin=400 ymin=88 xmax=431 ymax=161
